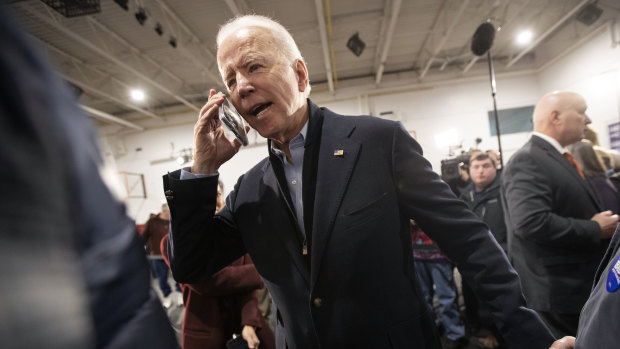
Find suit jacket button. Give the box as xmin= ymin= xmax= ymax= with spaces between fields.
xmin=313 ymin=298 xmax=323 ymax=308
xmin=165 ymin=190 xmax=173 ymax=200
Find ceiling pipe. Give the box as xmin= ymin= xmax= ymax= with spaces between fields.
xmin=375 ymin=0 xmax=402 ymax=85
xmin=373 ymin=4 xmax=391 ymax=74
xmin=21 ymin=3 xmax=200 ymax=112
xmin=81 ymin=105 xmax=145 ymax=131
xmin=420 ymin=0 xmax=470 ymax=79
xmin=506 ymin=0 xmax=589 ymax=68
xmin=314 ymin=0 xmax=335 ymax=92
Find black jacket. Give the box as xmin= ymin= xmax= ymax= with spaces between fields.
xmin=460 ymin=174 xmax=507 ymax=251
xmin=165 ymin=101 xmax=554 ymax=349
xmin=0 ymin=6 xmax=176 ymax=348
xmin=501 ymin=135 xmax=606 ymax=314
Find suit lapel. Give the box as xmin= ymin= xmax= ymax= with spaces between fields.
xmin=261 ymin=162 xmax=310 ymax=286
xmin=534 ymin=137 xmax=603 ymax=211
xmin=310 ymin=114 xmax=361 ymax=288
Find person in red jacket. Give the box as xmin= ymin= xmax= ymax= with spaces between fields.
xmin=161 ymin=181 xmax=275 ymax=349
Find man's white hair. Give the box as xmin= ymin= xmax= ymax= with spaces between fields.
xmin=216 ymin=15 xmax=311 ymax=95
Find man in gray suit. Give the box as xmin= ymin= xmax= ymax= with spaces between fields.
xmin=501 ymin=91 xmax=618 ymax=338
xmin=165 ymin=15 xmax=554 ymax=349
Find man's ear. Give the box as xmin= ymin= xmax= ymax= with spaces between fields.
xmin=550 ymin=110 xmax=561 ymax=125
xmin=293 ymin=59 xmax=309 ymax=93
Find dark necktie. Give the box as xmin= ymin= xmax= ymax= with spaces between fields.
xmin=564 ymin=152 xmax=585 ymax=179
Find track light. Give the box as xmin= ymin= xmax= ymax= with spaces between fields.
xmin=114 ymin=0 xmax=128 ymax=11
xmin=135 ymin=7 xmax=147 ymax=25
xmin=346 ymin=32 xmax=366 ymax=57
xmin=169 ymin=36 xmax=177 ymax=48
xmin=154 ymin=22 xmax=163 ymax=36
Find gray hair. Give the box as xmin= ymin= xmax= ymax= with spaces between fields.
xmin=216 ymin=15 xmax=310 ymax=95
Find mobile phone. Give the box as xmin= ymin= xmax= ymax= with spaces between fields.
xmin=219 ymin=98 xmax=249 ymax=146
xmin=225 ymin=334 xmax=249 ymax=349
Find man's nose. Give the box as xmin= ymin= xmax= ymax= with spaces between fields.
xmin=584 ymin=114 xmax=591 ymax=124
xmin=236 ymin=73 xmax=254 ymax=98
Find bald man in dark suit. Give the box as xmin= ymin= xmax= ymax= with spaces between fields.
xmin=501 ymin=91 xmax=618 ymax=338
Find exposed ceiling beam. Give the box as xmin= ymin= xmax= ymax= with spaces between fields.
xmin=412 ymin=0 xmax=447 ymax=70
xmin=86 ymin=17 xmax=186 ymax=87
xmin=506 ymin=0 xmax=589 ymax=68
xmin=375 ymin=0 xmax=402 ymax=85
xmin=420 ymin=0 xmax=470 ymax=79
xmin=31 ymin=35 xmax=162 ymax=120
xmin=152 ymin=0 xmax=225 ymax=89
xmin=314 ymin=0 xmax=335 ymax=92
xmin=80 ymin=105 xmax=145 ymax=131
xmin=20 ymin=3 xmax=200 ymax=112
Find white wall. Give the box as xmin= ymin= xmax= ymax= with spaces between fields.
xmin=537 ymin=23 xmax=620 ymax=149
xmin=107 ymin=23 xmax=620 ymax=223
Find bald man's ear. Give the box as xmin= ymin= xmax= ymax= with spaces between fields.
xmin=550 ymin=110 xmax=561 ymax=124
xmin=294 ymin=59 xmax=309 ymax=92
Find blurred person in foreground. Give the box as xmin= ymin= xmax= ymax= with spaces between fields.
xmin=501 ymin=91 xmax=618 ymax=338
xmin=164 ymin=14 xmax=554 ymax=348
xmin=0 ymin=4 xmax=176 ymax=348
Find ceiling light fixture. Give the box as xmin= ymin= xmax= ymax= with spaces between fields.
xmin=130 ymin=89 xmax=146 ymax=102
xmin=135 ymin=7 xmax=147 ymax=25
xmin=516 ymin=30 xmax=533 ymax=45
xmin=154 ymin=22 xmax=164 ymax=36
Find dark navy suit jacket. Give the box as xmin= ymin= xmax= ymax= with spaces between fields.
xmin=165 ymin=101 xmax=554 ymax=348
xmin=502 ymin=135 xmax=608 ymax=314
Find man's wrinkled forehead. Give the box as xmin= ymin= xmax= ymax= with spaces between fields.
xmin=217 ymin=26 xmax=273 ymax=57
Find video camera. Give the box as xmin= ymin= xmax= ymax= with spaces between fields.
xmin=440 ymin=152 xmax=471 ymax=181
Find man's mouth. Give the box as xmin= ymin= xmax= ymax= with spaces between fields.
xmin=250 ymin=103 xmax=272 ymax=117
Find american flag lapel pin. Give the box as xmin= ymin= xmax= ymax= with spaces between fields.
xmin=333 ymin=149 xmax=344 ymax=157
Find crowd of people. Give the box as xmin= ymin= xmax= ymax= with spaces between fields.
xmin=3 ymin=3 xmax=620 ymax=348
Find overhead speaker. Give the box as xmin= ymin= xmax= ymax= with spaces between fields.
xmin=346 ymin=32 xmax=366 ymax=57
xmin=576 ymin=4 xmax=603 ymax=26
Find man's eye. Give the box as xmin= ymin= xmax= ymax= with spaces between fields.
xmin=227 ymin=78 xmax=236 ymax=87
xmin=249 ymin=64 xmax=260 ymax=72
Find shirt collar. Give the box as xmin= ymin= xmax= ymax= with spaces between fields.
xmin=532 ymin=131 xmax=568 ymax=154
xmin=270 ymin=119 xmax=309 ymax=158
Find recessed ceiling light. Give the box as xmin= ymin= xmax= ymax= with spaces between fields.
xmin=516 ymin=30 xmax=533 ymax=45
xmin=130 ymin=89 xmax=146 ymax=102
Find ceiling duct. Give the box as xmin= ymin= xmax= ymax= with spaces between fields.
xmin=40 ymin=0 xmax=100 ymax=18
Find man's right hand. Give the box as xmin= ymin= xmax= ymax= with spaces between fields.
xmin=591 ymin=210 xmax=619 ymax=239
xmin=191 ymin=89 xmax=244 ymax=174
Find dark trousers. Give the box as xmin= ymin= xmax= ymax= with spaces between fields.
xmin=536 ymin=310 xmax=579 ymax=338
xmin=151 ymin=259 xmax=180 ymax=297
